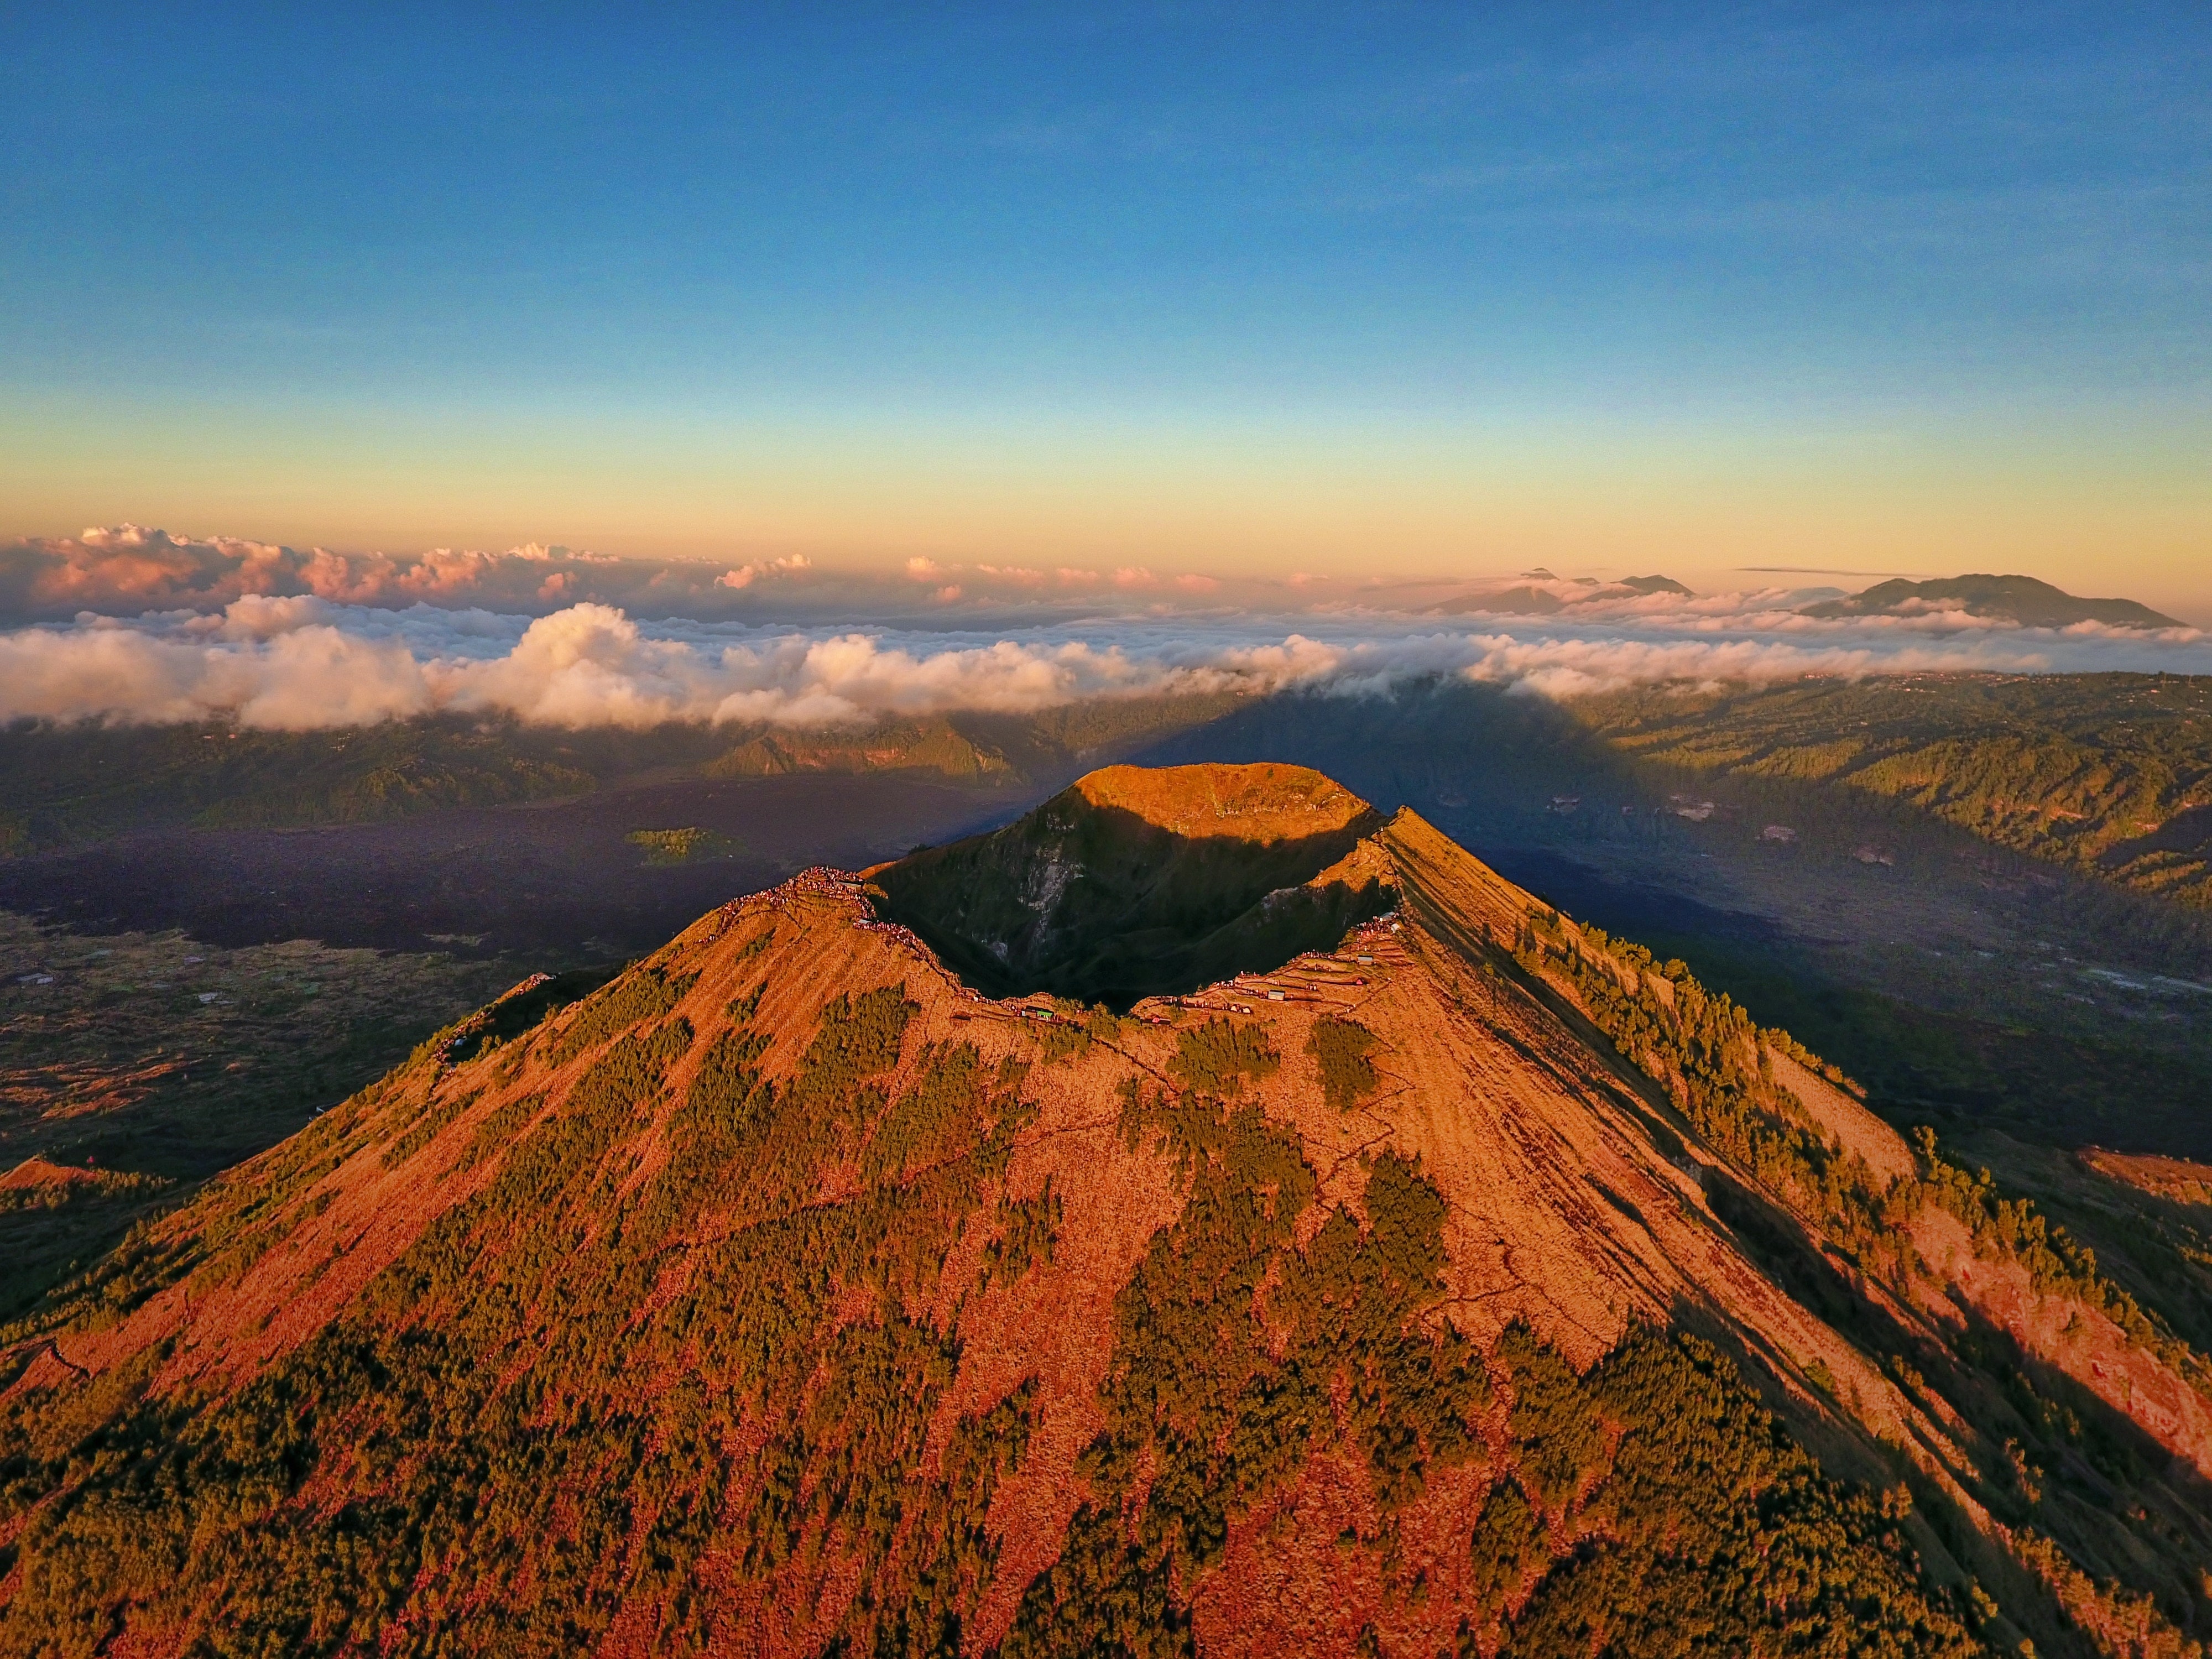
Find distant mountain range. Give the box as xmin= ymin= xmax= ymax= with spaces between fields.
xmin=0 ymin=695 xmax=1248 ymax=853
xmin=4 ymin=763 xmax=2205 ymax=1654
xmin=1428 ymin=572 xmax=1695 ymax=615
xmin=1801 ymin=574 xmax=2182 ymax=630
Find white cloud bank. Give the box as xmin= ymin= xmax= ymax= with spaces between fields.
xmin=3 ymin=593 xmax=2208 ymax=731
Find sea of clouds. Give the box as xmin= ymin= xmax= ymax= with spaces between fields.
xmin=3 ymin=526 xmax=2206 ymax=730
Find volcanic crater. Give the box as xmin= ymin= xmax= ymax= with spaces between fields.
xmin=869 ymin=761 xmax=1399 ymax=1005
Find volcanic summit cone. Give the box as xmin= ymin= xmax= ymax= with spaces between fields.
xmin=2 ymin=764 xmax=2206 ymax=1656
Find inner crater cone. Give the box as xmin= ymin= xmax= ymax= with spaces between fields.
xmin=867 ymin=761 xmax=1397 ymax=1006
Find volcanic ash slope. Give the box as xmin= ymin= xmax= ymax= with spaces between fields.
xmin=1 ymin=763 xmax=2206 ymax=1658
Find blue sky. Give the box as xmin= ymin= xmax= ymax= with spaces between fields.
xmin=4 ymin=4 xmax=2207 ymax=598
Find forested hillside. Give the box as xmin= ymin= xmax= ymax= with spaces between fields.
xmin=1572 ymin=674 xmax=2212 ymax=909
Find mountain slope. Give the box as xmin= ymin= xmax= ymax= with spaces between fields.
xmin=1800 ymin=575 xmax=2183 ymax=630
xmin=1 ymin=765 xmax=2206 ymax=1656
xmin=1568 ymin=674 xmax=2212 ymax=911
xmin=705 ymin=717 xmax=1015 ymax=782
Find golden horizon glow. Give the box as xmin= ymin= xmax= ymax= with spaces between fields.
xmin=6 ymin=392 xmax=2208 ymax=621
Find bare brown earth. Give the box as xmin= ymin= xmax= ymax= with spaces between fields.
xmin=1070 ymin=761 xmax=1373 ymax=842
xmin=2082 ymin=1151 xmax=2212 ymax=1211
xmin=0 ymin=1159 xmax=111 ymax=1197
xmin=2 ymin=764 xmax=2205 ymax=1655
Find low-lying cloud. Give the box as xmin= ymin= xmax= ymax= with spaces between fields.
xmin=0 ymin=525 xmax=1269 ymax=626
xmin=8 ymin=524 xmax=2204 ymax=637
xmin=0 ymin=604 xmax=1235 ymax=731
xmin=0 ymin=525 xmax=828 ymax=625
xmin=5 ymin=585 xmax=2208 ymax=731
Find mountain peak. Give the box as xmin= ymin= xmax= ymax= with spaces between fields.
xmin=1799 ymin=572 xmax=2182 ymax=629
xmin=1067 ymin=760 xmax=1371 ymax=841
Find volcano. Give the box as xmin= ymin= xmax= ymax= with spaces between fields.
xmin=2 ymin=764 xmax=2205 ymax=1657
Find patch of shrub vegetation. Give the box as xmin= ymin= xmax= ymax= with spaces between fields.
xmin=981 ymin=1176 xmax=1061 ymax=1290
xmin=1006 ymin=1090 xmax=1485 ymax=1650
xmin=457 ymin=1091 xmax=543 ymax=1174
xmin=1912 ymin=1128 xmax=2205 ymax=1388
xmin=379 ymin=1088 xmax=480 ymax=1171
xmin=1495 ymin=1321 xmax=1608 ymax=1513
xmin=1496 ymin=1329 xmax=1974 ymax=1657
xmin=444 ymin=963 xmax=621 ymax=1066
xmin=673 ymin=983 xmax=921 ymax=1217
xmin=542 ymin=963 xmax=697 ymax=1067
xmin=868 ymin=1378 xmax=1041 ymax=1656
xmin=570 ymin=1019 xmax=694 ymax=1125
xmin=1307 ymin=1016 xmax=1380 ymax=1112
xmin=1036 ymin=1009 xmax=1098 ymax=1065
xmin=688 ymin=1026 xmax=774 ymax=1142
xmin=862 ymin=1041 xmax=999 ymax=1185
xmin=790 ymin=984 xmax=915 ymax=1110
xmin=1465 ymin=1479 xmax=1547 ymax=1622
xmin=1027 ymin=1003 xmax=1126 ymax=1067
xmin=1167 ymin=1018 xmax=1279 ymax=1096
xmin=625 ymin=826 xmax=743 ymax=865
xmin=0 ymin=1167 xmax=171 ymax=1213
xmin=743 ymin=1315 xmax=959 ymax=1579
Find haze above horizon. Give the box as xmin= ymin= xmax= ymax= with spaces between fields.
xmin=3 ymin=6 xmax=2207 ymax=608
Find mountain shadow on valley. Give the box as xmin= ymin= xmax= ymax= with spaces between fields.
xmin=1126 ymin=676 xmax=2212 ymax=1156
